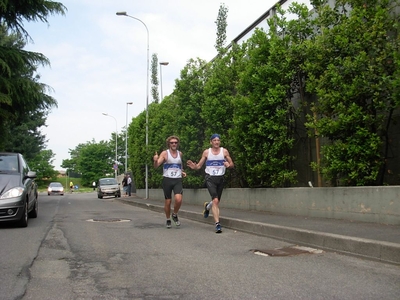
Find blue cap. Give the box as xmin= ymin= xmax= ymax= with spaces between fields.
xmin=210 ymin=134 xmax=220 ymax=140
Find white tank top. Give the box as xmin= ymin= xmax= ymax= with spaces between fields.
xmin=205 ymin=147 xmax=225 ymax=176
xmin=163 ymin=150 xmax=183 ymax=178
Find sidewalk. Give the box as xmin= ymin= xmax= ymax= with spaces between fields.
xmin=118 ymin=195 xmax=400 ymax=265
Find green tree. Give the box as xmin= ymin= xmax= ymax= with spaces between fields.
xmin=3 ymin=110 xmax=48 ymax=160
xmin=232 ymin=23 xmax=298 ymax=187
xmin=150 ymin=53 xmax=159 ymax=103
xmin=0 ymin=0 xmax=66 ymax=41
xmin=282 ymin=2 xmax=320 ymax=186
xmin=214 ymin=4 xmax=228 ymax=54
xmin=0 ymin=0 xmax=66 ymax=164
xmin=0 ymin=26 xmax=56 ymax=153
xmin=172 ymin=58 xmax=210 ymax=187
xmin=78 ymin=141 xmax=113 ymax=186
xmin=304 ymin=0 xmax=400 ymax=185
xmin=204 ymin=3 xmax=236 ymax=138
xmin=202 ymin=45 xmax=244 ymax=187
xmin=127 ymin=111 xmax=146 ymax=188
xmin=61 ymin=143 xmax=85 ymax=175
xmin=146 ymin=96 xmax=183 ymax=187
xmin=62 ymin=139 xmax=115 ymax=186
xmin=28 ymin=149 xmax=58 ymax=183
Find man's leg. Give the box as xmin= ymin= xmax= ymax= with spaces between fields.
xmin=205 ymin=176 xmax=222 ymax=232
xmin=162 ymin=178 xmax=173 ymax=219
xmin=172 ymin=180 xmax=183 ymax=214
xmin=171 ymin=193 xmax=182 ymax=226
xmin=213 ymin=177 xmax=224 ymax=233
xmin=164 ymin=199 xmax=172 ymax=219
xmin=173 ymin=193 xmax=182 ymax=215
xmin=212 ymin=198 xmax=222 ymax=233
xmin=164 ymin=198 xmax=172 ymax=228
xmin=211 ymin=197 xmax=220 ymax=223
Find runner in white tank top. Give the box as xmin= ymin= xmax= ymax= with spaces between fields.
xmin=163 ymin=149 xmax=183 ymax=178
xmin=153 ymin=136 xmax=186 ymax=228
xmin=205 ymin=147 xmax=226 ymax=176
xmin=186 ymin=134 xmax=234 ymax=233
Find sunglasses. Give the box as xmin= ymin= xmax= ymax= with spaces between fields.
xmin=170 ymin=141 xmax=178 ymax=144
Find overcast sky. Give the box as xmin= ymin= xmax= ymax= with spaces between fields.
xmin=22 ymin=0 xmax=295 ymax=170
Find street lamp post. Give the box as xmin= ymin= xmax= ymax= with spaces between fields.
xmin=102 ymin=113 xmax=118 ymax=179
xmin=159 ymin=61 xmax=169 ymax=101
xmin=116 ymin=11 xmax=149 ymax=199
xmin=125 ymin=102 xmax=133 ymax=174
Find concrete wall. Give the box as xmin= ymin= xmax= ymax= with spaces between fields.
xmin=136 ymin=186 xmax=400 ymax=225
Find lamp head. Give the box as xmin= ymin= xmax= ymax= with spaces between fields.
xmin=160 ymin=62 xmax=169 ymax=66
xmin=116 ymin=11 xmax=127 ymax=16
xmin=127 ymin=102 xmax=133 ymax=105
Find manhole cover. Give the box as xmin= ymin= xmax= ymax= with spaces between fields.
xmin=87 ymin=218 xmax=131 ymax=223
xmin=251 ymin=246 xmax=323 ymax=257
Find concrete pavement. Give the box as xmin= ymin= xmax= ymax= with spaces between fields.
xmin=118 ymin=195 xmax=400 ymax=265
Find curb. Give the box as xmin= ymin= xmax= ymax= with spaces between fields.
xmin=119 ymin=199 xmax=400 ymax=265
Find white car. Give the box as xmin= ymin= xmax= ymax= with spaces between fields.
xmin=47 ymin=182 xmax=64 ymax=196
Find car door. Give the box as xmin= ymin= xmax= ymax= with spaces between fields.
xmin=19 ymin=155 xmax=36 ymax=210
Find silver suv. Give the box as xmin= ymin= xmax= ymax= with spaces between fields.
xmin=97 ymin=178 xmax=121 ymax=199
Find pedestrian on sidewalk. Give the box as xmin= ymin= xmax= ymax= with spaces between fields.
xmin=186 ymin=133 xmax=234 ymax=233
xmin=122 ymin=174 xmax=128 ymax=197
xmin=153 ymin=135 xmax=186 ymax=228
xmin=127 ymin=174 xmax=132 ymax=197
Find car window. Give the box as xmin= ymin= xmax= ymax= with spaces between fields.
xmin=50 ymin=182 xmax=62 ymax=187
xmin=20 ymin=155 xmax=29 ymax=173
xmin=0 ymin=154 xmax=18 ymax=172
xmin=99 ymin=178 xmax=117 ymax=185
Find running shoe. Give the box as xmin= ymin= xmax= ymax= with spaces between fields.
xmin=166 ymin=219 xmax=172 ymax=228
xmin=215 ymin=223 xmax=222 ymax=233
xmin=172 ymin=213 xmax=181 ymax=226
xmin=203 ymin=202 xmax=209 ymax=218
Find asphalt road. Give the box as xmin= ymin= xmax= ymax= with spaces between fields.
xmin=0 ymin=192 xmax=399 ymax=300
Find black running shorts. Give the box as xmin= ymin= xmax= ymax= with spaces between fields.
xmin=162 ymin=177 xmax=183 ymax=199
xmin=205 ymin=174 xmax=224 ymax=201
